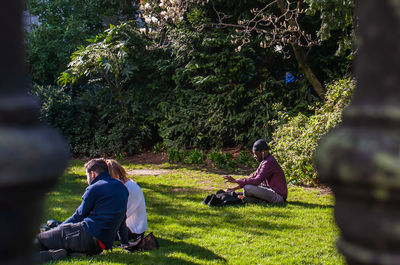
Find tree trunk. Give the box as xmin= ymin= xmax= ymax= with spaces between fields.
xmin=103 ymin=71 xmax=130 ymax=115
xmin=291 ymin=43 xmax=325 ymax=100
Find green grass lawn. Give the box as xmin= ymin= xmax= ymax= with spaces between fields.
xmin=42 ymin=160 xmax=344 ymax=265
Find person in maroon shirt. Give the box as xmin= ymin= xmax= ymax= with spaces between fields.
xmin=223 ymin=139 xmax=288 ymax=203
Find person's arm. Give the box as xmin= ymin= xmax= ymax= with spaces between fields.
xmin=63 ymin=186 xmax=96 ymax=224
xmin=226 ymin=185 xmax=241 ymax=192
xmin=118 ymin=215 xmax=129 ymax=245
xmin=236 ymin=161 xmax=270 ymax=188
xmin=223 ymin=176 xmax=242 ymax=191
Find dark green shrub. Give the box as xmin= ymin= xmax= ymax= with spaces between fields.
xmin=167 ymin=148 xmax=186 ymax=163
xmin=207 ymin=150 xmax=235 ymax=169
xmin=270 ymin=77 xmax=354 ymax=186
xmin=158 ymin=27 xmax=317 ymax=150
xmin=184 ymin=149 xmax=206 ymax=164
xmin=153 ymin=142 xmax=165 ymax=154
xmin=32 ymin=83 xmax=153 ymax=157
xmin=236 ymin=151 xmax=257 ymax=168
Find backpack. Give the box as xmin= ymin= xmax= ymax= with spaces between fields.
xmin=202 ymin=190 xmax=244 ymax=207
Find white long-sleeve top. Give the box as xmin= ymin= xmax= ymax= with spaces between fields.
xmin=125 ymin=180 xmax=148 ymax=234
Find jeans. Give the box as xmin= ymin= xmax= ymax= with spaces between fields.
xmin=243 ymin=185 xmax=284 ymax=203
xmin=35 ymin=222 xmax=102 ymax=255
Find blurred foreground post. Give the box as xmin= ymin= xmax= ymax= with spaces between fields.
xmin=0 ymin=1 xmax=68 ymax=264
xmin=315 ymin=0 xmax=400 ymax=264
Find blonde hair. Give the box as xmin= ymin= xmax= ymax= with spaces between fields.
xmin=106 ymin=159 xmax=129 ymax=183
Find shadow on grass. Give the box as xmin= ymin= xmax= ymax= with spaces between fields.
xmin=287 ymin=201 xmax=334 ymax=209
xmin=141 ymin=183 xmax=302 ymax=238
xmin=74 ymin=238 xmax=226 ymax=265
xmin=43 ymin=173 xmax=87 ymax=221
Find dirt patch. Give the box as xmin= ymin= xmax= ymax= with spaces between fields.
xmin=127 ymin=169 xmax=170 ymax=176
xmin=302 ymin=185 xmax=333 ymax=196
xmin=170 ymin=187 xmax=193 ymax=193
xmin=125 ymin=151 xmax=167 ymax=164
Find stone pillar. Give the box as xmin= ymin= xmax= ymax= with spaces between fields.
xmin=0 ymin=1 xmax=68 ymax=264
xmin=315 ymin=0 xmax=400 ymax=264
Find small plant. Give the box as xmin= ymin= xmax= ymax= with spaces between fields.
xmin=236 ymin=151 xmax=257 ymax=168
xmin=207 ymin=150 xmax=235 ymax=169
xmin=225 ymin=159 xmax=238 ymax=171
xmin=153 ymin=142 xmax=165 ymax=154
xmin=167 ymin=148 xmax=186 ymax=163
xmin=114 ymin=152 xmax=126 ymax=160
xmin=184 ymin=149 xmax=205 ymax=164
xmin=207 ymin=150 xmax=226 ymax=168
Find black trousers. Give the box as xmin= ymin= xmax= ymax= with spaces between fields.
xmin=35 ymin=222 xmax=102 ymax=255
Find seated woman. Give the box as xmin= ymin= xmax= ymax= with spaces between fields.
xmin=106 ymin=159 xmax=148 ymax=245
xmin=223 ymin=139 xmax=288 ymax=203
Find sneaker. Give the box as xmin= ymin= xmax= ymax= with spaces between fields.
xmin=35 ymin=248 xmax=68 ymax=263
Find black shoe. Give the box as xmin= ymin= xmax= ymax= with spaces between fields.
xmin=35 ymin=248 xmax=68 ymax=263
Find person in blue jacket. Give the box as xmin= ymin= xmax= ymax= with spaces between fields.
xmin=33 ymin=158 xmax=129 ymax=263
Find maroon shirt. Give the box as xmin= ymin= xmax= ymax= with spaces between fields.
xmin=236 ymin=154 xmax=288 ymax=199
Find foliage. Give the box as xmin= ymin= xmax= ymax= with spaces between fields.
xmin=32 ymin=22 xmax=169 ymax=156
xmin=158 ymin=25 xmax=317 ymax=150
xmin=30 ymin=0 xmax=354 ymax=158
xmin=138 ymin=0 xmax=355 ymax=99
xmin=236 ymin=151 xmax=258 ymax=168
xmin=167 ymin=148 xmax=187 ymax=163
xmin=306 ymin=0 xmax=355 ymax=57
xmin=270 ymin=77 xmax=354 ymax=186
xmin=32 ymin=83 xmax=153 ymax=157
xmin=206 ymin=150 xmax=234 ymax=169
xmin=58 ymin=21 xmax=151 ymax=114
xmin=26 ymin=0 xmax=138 ymax=85
xmin=44 ymin=160 xmax=344 ymax=264
xmin=184 ymin=149 xmax=206 ymax=165
xmin=153 ymin=142 xmax=165 ymax=154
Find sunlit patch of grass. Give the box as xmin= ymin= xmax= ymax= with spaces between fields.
xmin=42 ymin=159 xmax=344 ymax=265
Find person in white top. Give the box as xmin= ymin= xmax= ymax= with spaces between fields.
xmin=106 ymin=159 xmax=148 ymax=244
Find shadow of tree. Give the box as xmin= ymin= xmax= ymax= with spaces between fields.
xmin=140 ymin=183 xmax=301 ymax=239
xmin=287 ymin=201 xmax=334 ymax=209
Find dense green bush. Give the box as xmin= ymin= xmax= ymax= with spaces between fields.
xmin=32 ymin=83 xmax=153 ymax=157
xmin=270 ymin=77 xmax=354 ymax=186
xmin=184 ymin=149 xmax=206 ymax=165
xmin=26 ymin=0 xmax=137 ymax=85
xmin=207 ymin=150 xmax=232 ymax=169
xmin=31 ymin=22 xmax=168 ymax=156
xmin=158 ymin=27 xmax=317 ymax=150
xmin=236 ymin=151 xmax=258 ymax=168
xmin=166 ymin=148 xmax=186 ymax=163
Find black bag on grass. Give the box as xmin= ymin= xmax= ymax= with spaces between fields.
xmin=203 ymin=190 xmax=244 ymax=207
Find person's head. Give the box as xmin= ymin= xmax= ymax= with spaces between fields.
xmin=84 ymin=158 xmax=108 ymax=184
xmin=252 ymin=139 xmax=270 ymax=162
xmin=105 ymin=159 xmax=129 ymax=183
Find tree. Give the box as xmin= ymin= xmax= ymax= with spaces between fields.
xmin=26 ymin=0 xmax=139 ymax=85
xmin=58 ymin=22 xmax=150 ymax=116
xmin=138 ymin=0 xmax=355 ymax=101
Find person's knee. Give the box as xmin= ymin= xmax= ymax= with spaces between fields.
xmin=243 ymin=185 xmax=257 ymax=196
xmin=33 ymin=237 xmax=46 ymax=251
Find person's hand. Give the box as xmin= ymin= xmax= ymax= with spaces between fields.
xmin=225 ymin=187 xmax=236 ymax=192
xmin=223 ymin=175 xmax=237 ymax=183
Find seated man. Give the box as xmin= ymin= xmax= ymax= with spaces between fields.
xmin=223 ymin=139 xmax=288 ymax=203
xmin=33 ymin=158 xmax=129 ymax=263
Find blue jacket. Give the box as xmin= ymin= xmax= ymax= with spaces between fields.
xmin=63 ymin=171 xmax=128 ymax=249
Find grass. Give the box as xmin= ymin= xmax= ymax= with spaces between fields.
xmin=41 ymin=160 xmax=344 ymax=265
